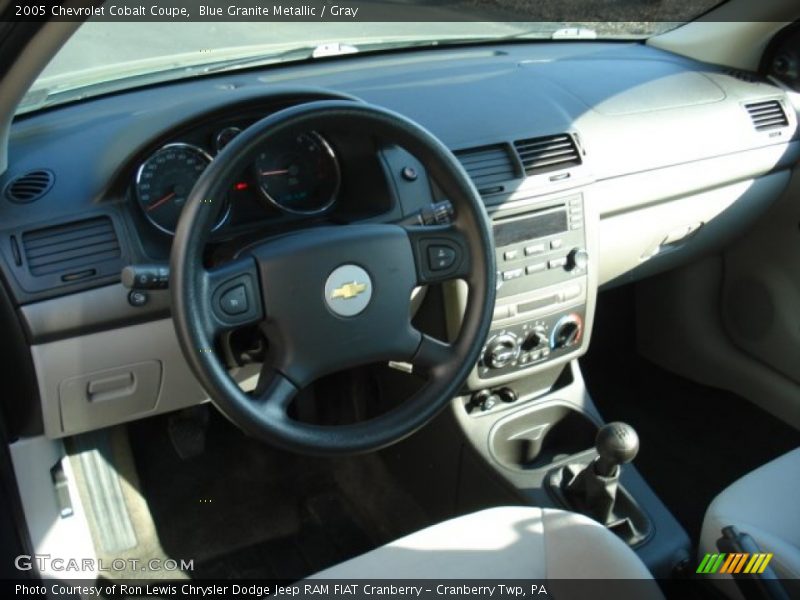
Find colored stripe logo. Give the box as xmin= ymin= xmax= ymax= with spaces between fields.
xmin=697 ymin=553 xmax=773 ymax=574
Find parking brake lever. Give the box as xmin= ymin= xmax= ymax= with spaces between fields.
xmin=717 ymin=526 xmax=791 ymax=600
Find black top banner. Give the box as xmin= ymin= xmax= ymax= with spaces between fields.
xmin=5 ymin=0 xmax=730 ymax=23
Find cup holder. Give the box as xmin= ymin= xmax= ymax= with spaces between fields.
xmin=490 ymin=404 xmax=598 ymax=470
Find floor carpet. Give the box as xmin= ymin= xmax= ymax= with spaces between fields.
xmin=128 ymin=408 xmax=431 ymax=579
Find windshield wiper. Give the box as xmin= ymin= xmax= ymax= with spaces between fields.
xmin=197 ymin=44 xmax=324 ymax=74
xmin=551 ymin=27 xmax=598 ymax=39
xmin=196 ymin=39 xmax=451 ymax=75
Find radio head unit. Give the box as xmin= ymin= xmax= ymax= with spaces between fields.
xmin=494 ymin=194 xmax=585 ymax=298
xmin=471 ymin=193 xmax=589 ymax=384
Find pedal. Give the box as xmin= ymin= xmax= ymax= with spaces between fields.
xmin=168 ymin=405 xmax=210 ymax=460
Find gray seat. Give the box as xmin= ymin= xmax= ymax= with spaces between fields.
xmin=311 ymin=506 xmax=662 ymax=598
xmin=700 ymin=448 xmax=800 ymax=597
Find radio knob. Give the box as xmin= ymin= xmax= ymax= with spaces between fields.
xmin=566 ymin=247 xmax=589 ymax=271
xmin=485 ymin=333 xmax=519 ymax=369
xmin=551 ymin=314 xmax=583 ymax=350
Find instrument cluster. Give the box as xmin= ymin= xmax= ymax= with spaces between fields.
xmin=133 ymin=122 xmax=342 ymax=235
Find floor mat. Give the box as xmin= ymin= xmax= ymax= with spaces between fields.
xmin=128 ymin=408 xmax=430 ymax=579
xmin=191 ymin=492 xmax=374 ymax=579
xmin=580 ymin=285 xmax=800 ymax=544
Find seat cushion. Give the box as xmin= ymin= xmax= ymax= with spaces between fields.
xmin=310 ymin=506 xmax=661 ymax=597
xmin=700 ymin=447 xmax=800 ymax=594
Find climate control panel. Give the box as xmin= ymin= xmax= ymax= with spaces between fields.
xmin=477 ymin=309 xmax=585 ymax=379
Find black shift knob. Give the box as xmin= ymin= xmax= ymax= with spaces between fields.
xmin=594 ymin=422 xmax=639 ymax=477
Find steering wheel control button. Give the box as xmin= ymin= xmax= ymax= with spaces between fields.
xmin=208 ymin=266 xmax=262 ymax=328
xmin=324 ymin=264 xmax=373 ymax=317
xmin=220 ymin=285 xmax=248 ymax=315
xmin=428 ymin=245 xmax=457 ymax=271
xmin=409 ymin=232 xmax=469 ymax=284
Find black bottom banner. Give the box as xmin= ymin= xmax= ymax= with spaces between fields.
xmin=6 ymin=577 xmax=776 ymax=600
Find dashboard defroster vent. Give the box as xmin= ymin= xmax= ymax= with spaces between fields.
xmin=723 ymin=69 xmax=762 ymax=84
xmin=514 ymin=134 xmax=582 ymax=176
xmin=745 ymin=100 xmax=789 ymax=131
xmin=4 ymin=169 xmax=54 ymax=204
xmin=454 ymin=144 xmax=517 ymax=193
xmin=22 ymin=216 xmax=121 ymax=277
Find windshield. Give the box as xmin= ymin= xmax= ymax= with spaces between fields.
xmin=21 ymin=0 xmax=726 ymax=115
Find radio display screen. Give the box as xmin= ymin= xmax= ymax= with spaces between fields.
xmin=493 ymin=210 xmax=568 ymax=247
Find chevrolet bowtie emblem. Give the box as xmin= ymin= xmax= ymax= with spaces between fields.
xmin=331 ymin=281 xmax=367 ymax=300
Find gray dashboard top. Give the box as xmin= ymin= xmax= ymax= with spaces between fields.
xmin=0 ymin=41 xmax=796 ymax=306
xmin=5 ymin=42 xmax=794 ymax=198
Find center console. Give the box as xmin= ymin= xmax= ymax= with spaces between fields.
xmin=444 ymin=187 xmax=691 ymax=579
xmin=447 ymin=191 xmax=597 ymax=404
xmin=480 ymin=193 xmax=588 ymax=379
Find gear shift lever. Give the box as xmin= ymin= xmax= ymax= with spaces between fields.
xmin=564 ymin=422 xmax=639 ymax=524
xmin=594 ymin=422 xmax=639 ymax=477
xmin=547 ymin=421 xmax=651 ymax=545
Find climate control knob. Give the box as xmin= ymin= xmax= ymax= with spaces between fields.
xmin=521 ymin=326 xmax=548 ymax=352
xmin=484 ymin=333 xmax=519 ymax=369
xmin=550 ymin=314 xmax=583 ymax=350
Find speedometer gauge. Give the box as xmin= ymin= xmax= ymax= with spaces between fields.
xmin=254 ymin=132 xmax=340 ymax=215
xmin=135 ymin=143 xmax=229 ymax=235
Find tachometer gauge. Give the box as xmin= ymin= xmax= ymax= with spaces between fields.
xmin=135 ymin=143 xmax=229 ymax=235
xmin=254 ymin=132 xmax=340 ymax=215
xmin=215 ymin=126 xmax=242 ymax=153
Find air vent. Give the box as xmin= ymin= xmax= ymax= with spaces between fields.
xmin=4 ymin=169 xmax=54 ymax=204
xmin=514 ymin=134 xmax=582 ymax=176
xmin=22 ymin=217 xmax=120 ymax=277
xmin=745 ymin=100 xmax=789 ymax=131
xmin=454 ymin=144 xmax=516 ymax=192
xmin=724 ymin=69 xmax=762 ymax=84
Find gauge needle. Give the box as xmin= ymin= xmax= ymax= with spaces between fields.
xmin=260 ymin=169 xmax=289 ymax=176
xmin=147 ymin=191 xmax=176 ymax=211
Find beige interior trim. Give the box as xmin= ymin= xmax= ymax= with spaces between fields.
xmin=647 ymin=0 xmax=800 ymax=73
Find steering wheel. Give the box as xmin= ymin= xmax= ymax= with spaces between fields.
xmin=170 ymin=100 xmax=495 ymax=454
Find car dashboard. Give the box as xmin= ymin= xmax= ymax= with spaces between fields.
xmin=1 ymin=40 xmax=799 ymax=439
